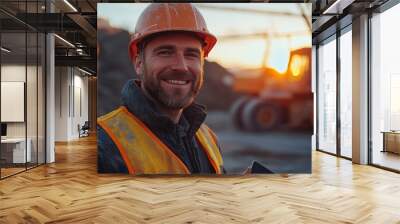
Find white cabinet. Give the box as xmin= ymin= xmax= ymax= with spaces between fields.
xmin=1 ymin=138 xmax=31 ymax=163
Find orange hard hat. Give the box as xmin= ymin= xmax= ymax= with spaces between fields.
xmin=129 ymin=3 xmax=217 ymax=59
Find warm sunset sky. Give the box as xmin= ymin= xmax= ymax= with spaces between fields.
xmin=98 ymin=3 xmax=311 ymax=73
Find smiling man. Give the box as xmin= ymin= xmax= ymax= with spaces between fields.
xmin=97 ymin=3 xmax=225 ymax=174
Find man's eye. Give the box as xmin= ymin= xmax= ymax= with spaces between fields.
xmin=186 ymin=52 xmax=199 ymax=58
xmin=158 ymin=50 xmax=172 ymax=56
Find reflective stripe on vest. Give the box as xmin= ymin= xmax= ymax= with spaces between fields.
xmin=98 ymin=106 xmax=223 ymax=174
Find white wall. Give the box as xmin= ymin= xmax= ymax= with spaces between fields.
xmin=55 ymin=67 xmax=69 ymax=141
xmin=1 ymin=65 xmax=26 ymax=129
xmin=1 ymin=65 xmax=26 ymax=81
xmin=55 ymin=67 xmax=89 ymax=141
xmin=1 ymin=65 xmax=36 ymax=138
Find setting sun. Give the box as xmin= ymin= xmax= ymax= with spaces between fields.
xmin=290 ymin=54 xmax=309 ymax=77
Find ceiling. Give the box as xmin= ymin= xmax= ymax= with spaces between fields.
xmin=311 ymin=0 xmax=389 ymax=43
xmin=1 ymin=0 xmax=99 ymax=73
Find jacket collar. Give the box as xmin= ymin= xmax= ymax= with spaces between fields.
xmin=121 ymin=79 xmax=207 ymax=137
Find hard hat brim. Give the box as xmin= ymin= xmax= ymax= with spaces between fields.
xmin=129 ymin=29 xmax=217 ymax=60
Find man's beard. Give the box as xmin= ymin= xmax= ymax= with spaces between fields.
xmin=141 ymin=68 xmax=203 ymax=109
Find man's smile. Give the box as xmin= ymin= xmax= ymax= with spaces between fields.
xmin=160 ymin=79 xmax=192 ymax=92
xmin=162 ymin=79 xmax=191 ymax=85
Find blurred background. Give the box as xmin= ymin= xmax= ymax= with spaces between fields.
xmin=97 ymin=3 xmax=312 ymax=174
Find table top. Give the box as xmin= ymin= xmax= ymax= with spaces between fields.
xmin=381 ymin=131 xmax=400 ymax=134
xmin=1 ymin=138 xmax=27 ymax=143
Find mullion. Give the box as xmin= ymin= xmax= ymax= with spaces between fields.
xmin=0 ymin=21 xmax=2 ymax=179
xmin=336 ymin=29 xmax=341 ymax=157
xmin=36 ymin=0 xmax=39 ymax=168
xmin=25 ymin=0 xmax=28 ymax=171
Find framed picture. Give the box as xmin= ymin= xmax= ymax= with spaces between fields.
xmin=97 ymin=3 xmax=312 ymax=175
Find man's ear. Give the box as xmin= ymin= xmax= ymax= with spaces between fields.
xmin=133 ymin=54 xmax=143 ymax=78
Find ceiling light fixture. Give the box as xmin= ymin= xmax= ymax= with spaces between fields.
xmin=78 ymin=67 xmax=93 ymax=76
xmin=63 ymin=0 xmax=78 ymax=12
xmin=1 ymin=47 xmax=11 ymax=53
xmin=322 ymin=0 xmax=354 ymax=15
xmin=76 ymin=48 xmax=85 ymax=55
xmin=54 ymin=34 xmax=75 ymax=48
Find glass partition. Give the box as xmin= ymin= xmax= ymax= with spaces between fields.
xmin=0 ymin=1 xmax=46 ymax=179
xmin=317 ymin=36 xmax=337 ymax=154
xmin=1 ymin=30 xmax=28 ymax=177
xmin=27 ymin=30 xmax=38 ymax=169
xmin=339 ymin=29 xmax=352 ymax=158
xmin=371 ymin=3 xmax=400 ymax=171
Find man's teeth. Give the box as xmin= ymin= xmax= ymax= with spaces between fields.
xmin=165 ymin=80 xmax=189 ymax=85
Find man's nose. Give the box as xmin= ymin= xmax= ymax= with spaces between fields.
xmin=171 ymin=53 xmax=189 ymax=72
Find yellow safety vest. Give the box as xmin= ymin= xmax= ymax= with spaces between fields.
xmin=98 ymin=106 xmax=223 ymax=174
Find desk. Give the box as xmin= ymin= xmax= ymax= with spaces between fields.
xmin=1 ymin=138 xmax=31 ymax=163
xmin=382 ymin=131 xmax=400 ymax=154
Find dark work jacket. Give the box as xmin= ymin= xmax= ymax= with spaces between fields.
xmin=97 ymin=79 xmax=224 ymax=174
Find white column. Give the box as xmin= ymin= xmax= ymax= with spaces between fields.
xmin=46 ymin=33 xmax=55 ymax=163
xmin=45 ymin=1 xmax=55 ymax=163
xmin=352 ymin=14 xmax=369 ymax=164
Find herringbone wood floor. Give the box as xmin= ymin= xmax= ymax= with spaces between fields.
xmin=0 ymin=136 xmax=399 ymax=224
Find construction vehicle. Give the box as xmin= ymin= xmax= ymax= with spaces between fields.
xmin=192 ymin=4 xmax=313 ymax=132
xmin=230 ymin=47 xmax=313 ymax=132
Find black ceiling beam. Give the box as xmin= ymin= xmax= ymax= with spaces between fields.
xmin=67 ymin=13 xmax=96 ymax=38
xmin=55 ymin=55 xmax=96 ymax=72
xmin=86 ymin=0 xmax=97 ymax=12
xmin=55 ymin=47 xmax=96 ymax=57
xmin=0 ymin=18 xmax=27 ymax=31
xmin=13 ymin=13 xmax=84 ymax=32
